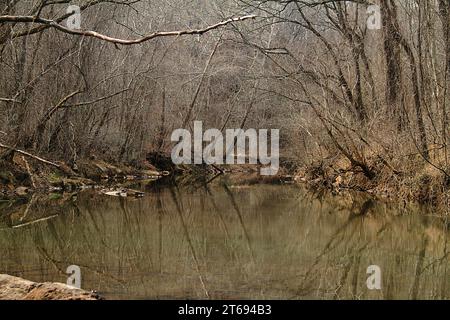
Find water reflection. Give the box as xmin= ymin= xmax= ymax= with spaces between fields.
xmin=0 ymin=182 xmax=448 ymax=299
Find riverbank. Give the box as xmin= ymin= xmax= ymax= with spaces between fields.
xmin=295 ymin=153 xmax=450 ymax=215
xmin=0 ymin=149 xmax=294 ymax=198
xmin=1 ymin=146 xmax=449 ymax=214
xmin=0 ymin=149 xmax=167 ymax=198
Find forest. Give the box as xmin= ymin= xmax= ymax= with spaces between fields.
xmin=0 ymin=0 xmax=449 ymax=208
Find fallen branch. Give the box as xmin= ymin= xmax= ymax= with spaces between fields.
xmin=12 ymin=214 xmax=59 ymax=229
xmin=21 ymin=156 xmax=37 ymax=188
xmin=0 ymin=142 xmax=60 ymax=168
xmin=0 ymin=15 xmax=256 ymax=45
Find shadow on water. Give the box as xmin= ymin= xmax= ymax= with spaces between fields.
xmin=0 ymin=179 xmax=448 ymax=300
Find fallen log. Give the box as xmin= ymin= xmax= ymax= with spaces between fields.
xmin=0 ymin=142 xmax=60 ymax=168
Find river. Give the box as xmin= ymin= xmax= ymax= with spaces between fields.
xmin=0 ymin=180 xmax=448 ymax=299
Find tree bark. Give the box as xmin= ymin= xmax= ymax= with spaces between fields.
xmin=381 ymin=0 xmax=404 ymax=130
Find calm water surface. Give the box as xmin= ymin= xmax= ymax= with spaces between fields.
xmin=0 ymin=181 xmax=448 ymax=299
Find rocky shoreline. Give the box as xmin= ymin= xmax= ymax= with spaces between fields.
xmin=0 ymin=274 xmax=102 ymax=300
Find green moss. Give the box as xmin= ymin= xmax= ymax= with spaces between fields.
xmin=48 ymin=172 xmax=63 ymax=184
xmin=48 ymin=193 xmax=63 ymax=200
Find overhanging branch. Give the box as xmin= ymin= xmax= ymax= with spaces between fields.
xmin=0 ymin=15 xmax=256 ymax=45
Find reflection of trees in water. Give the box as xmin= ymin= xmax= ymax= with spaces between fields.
xmin=291 ymin=198 xmax=448 ymax=300
xmin=169 ymin=187 xmax=209 ymax=298
xmin=0 ymin=186 xmax=448 ymax=299
xmin=293 ymin=200 xmax=376 ymax=299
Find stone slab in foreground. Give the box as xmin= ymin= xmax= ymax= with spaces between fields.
xmin=0 ymin=274 xmax=102 ymax=300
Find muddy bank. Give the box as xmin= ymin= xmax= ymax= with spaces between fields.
xmin=0 ymin=274 xmax=101 ymax=300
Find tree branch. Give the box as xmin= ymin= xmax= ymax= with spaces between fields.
xmin=0 ymin=15 xmax=256 ymax=45
xmin=0 ymin=142 xmax=60 ymax=168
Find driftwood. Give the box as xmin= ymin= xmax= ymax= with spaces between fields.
xmin=100 ymin=188 xmax=144 ymax=198
xmin=0 ymin=142 xmax=60 ymax=168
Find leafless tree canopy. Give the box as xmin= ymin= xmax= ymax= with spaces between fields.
xmin=0 ymin=0 xmax=449 ymax=176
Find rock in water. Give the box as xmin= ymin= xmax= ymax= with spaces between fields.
xmin=0 ymin=274 xmax=102 ymax=300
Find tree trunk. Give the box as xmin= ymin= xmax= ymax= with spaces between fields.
xmin=381 ymin=0 xmax=404 ymax=130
